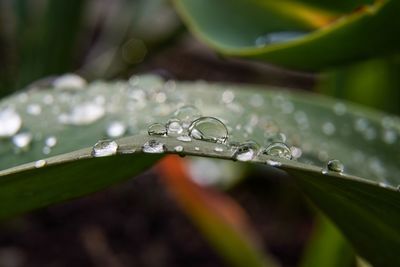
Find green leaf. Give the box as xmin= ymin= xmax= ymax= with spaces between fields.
xmin=172 ymin=0 xmax=400 ymax=70
xmin=0 ymin=75 xmax=399 ymax=266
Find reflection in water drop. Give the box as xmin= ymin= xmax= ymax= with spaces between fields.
xmin=92 ymin=140 xmax=118 ymax=157
xmin=142 ymin=140 xmax=165 ymax=153
xmin=326 ymin=159 xmax=344 ymax=173
xmin=148 ymin=123 xmax=167 ymax=136
xmin=234 ymin=141 xmax=259 ymax=162
xmin=189 ymin=117 xmax=228 ymax=144
xmin=255 ymin=31 xmax=307 ymax=46
xmin=263 ymin=142 xmax=292 ymax=160
xmin=167 ymin=119 xmax=183 ymax=135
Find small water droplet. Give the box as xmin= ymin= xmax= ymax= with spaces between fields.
xmin=174 ymin=145 xmax=184 ymax=152
xmin=322 ymin=122 xmax=335 ymax=136
xmin=255 ymin=31 xmax=307 ymax=46
xmin=263 ymin=142 xmax=292 ymax=160
xmin=53 ymin=73 xmax=87 ymax=90
xmin=266 ymin=159 xmax=282 ymax=167
xmin=189 ymin=117 xmax=228 ymax=143
xmin=59 ymin=102 xmax=105 ymax=125
xmin=290 ymin=146 xmax=302 ymax=159
xmin=35 ymin=159 xmax=47 ymax=168
xmin=148 ymin=123 xmax=167 ymax=136
xmin=92 ymin=140 xmax=118 ymax=157
xmin=333 ymin=102 xmax=347 ymax=116
xmin=233 ymin=141 xmax=259 ymax=162
xmin=167 ymin=119 xmax=183 ymax=135
xmin=26 ymin=104 xmax=42 ymax=116
xmin=382 ymin=129 xmax=397 ymax=144
xmin=0 ymin=107 xmax=22 ymax=138
xmin=42 ymin=146 xmax=51 ymax=155
xmin=45 ymin=136 xmax=57 ymax=148
xmin=142 ymin=140 xmax=165 ymax=153
xmin=326 ymin=159 xmax=344 ymax=173
xmin=194 ymin=147 xmax=200 ymax=151
xmin=174 ymin=105 xmax=201 ymax=128
xmin=12 ymin=132 xmax=32 ymax=149
xmin=221 ymin=90 xmax=235 ymax=104
xmin=177 ymin=135 xmax=192 ymax=142
xmin=107 ymin=121 xmax=126 ymax=138
xmin=214 ymin=146 xmax=224 ymax=153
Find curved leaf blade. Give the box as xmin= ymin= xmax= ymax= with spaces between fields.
xmin=173 ymin=0 xmax=400 ymax=70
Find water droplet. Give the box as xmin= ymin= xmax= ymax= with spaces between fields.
xmin=266 ymin=159 xmax=282 ymax=167
xmin=92 ymin=140 xmax=118 ymax=157
xmin=382 ymin=129 xmax=397 ymax=144
xmin=42 ymin=146 xmax=51 ymax=155
xmin=167 ymin=119 xmax=183 ymax=135
xmin=233 ymin=141 xmax=259 ymax=162
xmin=194 ymin=147 xmax=200 ymax=151
xmin=0 ymin=107 xmax=22 ymax=138
xmin=322 ymin=122 xmax=336 ymax=136
xmin=53 ymin=73 xmax=87 ymax=90
xmin=189 ymin=117 xmax=228 ymax=143
xmin=333 ymin=102 xmax=347 ymax=116
xmin=214 ymin=146 xmax=224 ymax=153
xmin=174 ymin=105 xmax=201 ymax=128
xmin=12 ymin=132 xmax=32 ymax=149
xmin=326 ymin=159 xmax=344 ymax=173
xmin=255 ymin=31 xmax=307 ymax=46
xmin=142 ymin=140 xmax=165 ymax=153
xmin=45 ymin=136 xmax=57 ymax=148
xmin=290 ymin=146 xmax=302 ymax=159
xmin=263 ymin=142 xmax=292 ymax=160
xmin=59 ymin=102 xmax=104 ymax=125
xmin=148 ymin=123 xmax=167 ymax=136
xmin=26 ymin=104 xmax=42 ymax=116
xmin=221 ymin=90 xmax=235 ymax=104
xmin=35 ymin=159 xmax=47 ymax=168
xmin=106 ymin=121 xmax=126 ymax=138
xmin=174 ymin=145 xmax=184 ymax=152
xmin=176 ymin=135 xmax=192 ymax=142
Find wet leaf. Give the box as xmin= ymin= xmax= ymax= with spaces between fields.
xmin=0 ymin=75 xmax=399 ymax=266
xmin=172 ymin=0 xmax=400 ymax=70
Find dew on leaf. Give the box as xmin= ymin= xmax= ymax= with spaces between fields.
xmin=233 ymin=141 xmax=259 ymax=162
xmin=26 ymin=104 xmax=42 ymax=116
xmin=174 ymin=145 xmax=184 ymax=152
xmin=263 ymin=142 xmax=292 ymax=160
xmin=53 ymin=73 xmax=87 ymax=90
xmin=34 ymin=159 xmax=47 ymax=168
xmin=142 ymin=140 xmax=165 ymax=154
xmin=322 ymin=121 xmax=335 ymax=136
xmin=45 ymin=136 xmax=57 ymax=148
xmin=59 ymin=102 xmax=105 ymax=125
xmin=0 ymin=107 xmax=22 ymax=138
xmin=107 ymin=121 xmax=126 ymax=138
xmin=148 ymin=123 xmax=167 ymax=136
xmin=188 ymin=117 xmax=228 ymax=144
xmin=173 ymin=105 xmax=201 ymax=128
xmin=255 ymin=31 xmax=307 ymax=46
xmin=12 ymin=132 xmax=32 ymax=150
xmin=326 ymin=159 xmax=344 ymax=173
xmin=92 ymin=140 xmax=118 ymax=157
xmin=176 ymin=135 xmax=192 ymax=142
xmin=167 ymin=119 xmax=183 ymax=135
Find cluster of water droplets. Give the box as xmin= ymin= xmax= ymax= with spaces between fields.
xmin=1 ymin=73 xmax=399 ymax=190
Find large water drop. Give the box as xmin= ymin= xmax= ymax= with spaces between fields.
xmin=263 ymin=142 xmax=292 ymax=160
xmin=188 ymin=117 xmax=228 ymax=143
xmin=148 ymin=123 xmax=167 ymax=136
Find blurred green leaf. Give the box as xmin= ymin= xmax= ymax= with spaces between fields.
xmin=0 ymin=76 xmax=399 ymax=266
xmin=300 ymin=213 xmax=355 ymax=267
xmin=173 ymin=0 xmax=400 ymax=70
